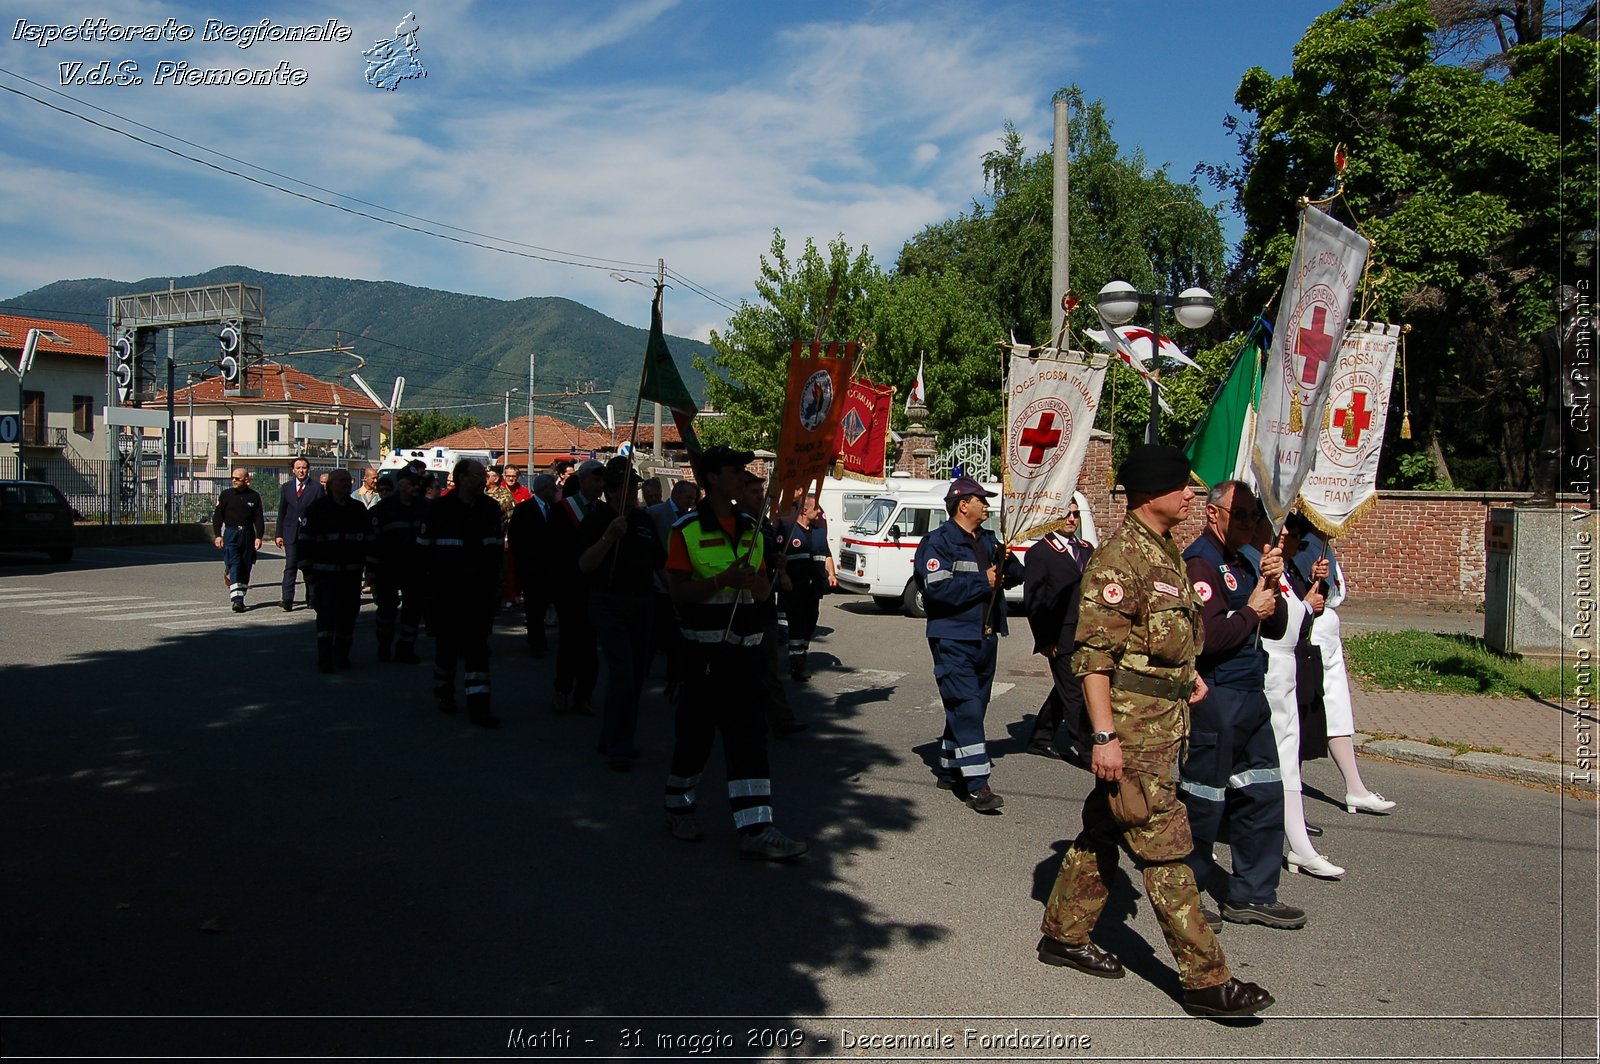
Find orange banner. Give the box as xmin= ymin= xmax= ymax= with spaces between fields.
xmin=773 ymin=340 xmax=854 ymax=512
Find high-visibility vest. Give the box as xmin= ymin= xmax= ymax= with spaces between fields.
xmin=675 ymin=510 xmax=765 ymax=646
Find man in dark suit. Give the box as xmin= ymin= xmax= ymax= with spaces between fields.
xmin=1022 ymin=495 xmax=1094 ymax=760
xmin=275 ymin=456 xmax=323 ymax=611
xmin=508 ymin=472 xmax=560 ymax=656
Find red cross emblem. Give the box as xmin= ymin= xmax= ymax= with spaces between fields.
xmin=1295 ymin=304 xmax=1336 ymax=387
xmin=1334 ymin=390 xmax=1372 ymax=447
xmin=1019 ymin=411 xmax=1063 ymax=465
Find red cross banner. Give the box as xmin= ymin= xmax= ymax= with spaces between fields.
xmin=1002 ymin=344 xmax=1107 ymax=543
xmin=835 ymin=376 xmax=894 ymax=480
xmin=1252 ymin=205 xmax=1370 ymax=526
xmin=1299 ymin=321 xmax=1400 ymax=535
xmin=774 ymin=339 xmax=855 ymax=511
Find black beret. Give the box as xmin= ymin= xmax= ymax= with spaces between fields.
xmin=1119 ymin=444 xmax=1191 ymax=494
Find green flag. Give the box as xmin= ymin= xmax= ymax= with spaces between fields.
xmin=1186 ymin=324 xmax=1267 ymax=490
xmin=638 ymin=286 xmax=701 ymax=456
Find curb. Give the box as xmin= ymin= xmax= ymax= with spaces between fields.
xmin=1353 ymin=733 xmax=1570 ymax=788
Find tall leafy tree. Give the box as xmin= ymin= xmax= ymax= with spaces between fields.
xmin=1215 ymin=0 xmax=1597 ymax=488
xmin=695 ymin=231 xmax=879 ymax=450
xmin=896 ymin=88 xmax=1227 ymax=463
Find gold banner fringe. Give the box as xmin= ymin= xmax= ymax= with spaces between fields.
xmin=1299 ymin=490 xmax=1380 ymax=540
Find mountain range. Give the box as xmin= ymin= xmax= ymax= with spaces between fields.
xmin=0 ymin=266 xmax=714 ymax=425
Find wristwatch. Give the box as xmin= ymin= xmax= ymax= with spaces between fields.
xmin=1090 ymin=730 xmax=1118 ymax=746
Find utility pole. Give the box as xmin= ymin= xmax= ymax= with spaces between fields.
xmin=1051 ymin=90 xmax=1071 ymax=343
xmin=653 ymin=258 xmax=665 ymax=458
xmin=527 ymin=348 xmax=535 ymax=471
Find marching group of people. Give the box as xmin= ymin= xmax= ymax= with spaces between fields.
xmin=210 ymin=445 xmax=838 ymax=862
xmin=213 ymin=439 xmax=1400 ymax=1009
xmin=908 ymin=444 xmax=1397 ymax=1018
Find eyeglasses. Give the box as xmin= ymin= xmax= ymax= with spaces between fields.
xmin=1067 ymin=510 xmax=1080 ymax=518
xmin=230 ymin=475 xmax=247 ymax=482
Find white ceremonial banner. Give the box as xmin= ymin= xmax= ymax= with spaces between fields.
xmin=1299 ymin=321 xmax=1399 ymax=535
xmin=1003 ymin=345 xmax=1107 ymax=543
xmin=1252 ymin=205 xmax=1370 ymax=526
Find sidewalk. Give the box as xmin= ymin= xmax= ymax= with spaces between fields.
xmin=1338 ymin=603 xmax=1591 ymax=790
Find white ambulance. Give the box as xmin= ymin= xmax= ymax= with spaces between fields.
xmin=379 ymin=447 xmax=495 ymax=476
xmin=835 ymin=490 xmax=1095 ymax=617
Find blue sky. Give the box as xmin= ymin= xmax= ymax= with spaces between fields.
xmin=0 ymin=1 xmax=1337 ymax=343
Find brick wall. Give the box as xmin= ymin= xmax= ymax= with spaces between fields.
xmin=1075 ymin=434 xmax=1583 ymax=607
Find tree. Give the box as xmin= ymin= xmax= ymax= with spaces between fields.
xmin=1216 ymin=0 xmax=1597 ymax=489
xmin=896 ymin=89 xmax=1227 ymax=463
xmin=394 ymin=409 xmax=479 ymax=450
xmin=695 ymin=231 xmax=880 ymax=450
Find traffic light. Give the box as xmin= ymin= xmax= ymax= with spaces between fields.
xmin=112 ymin=331 xmax=135 ymax=399
xmin=218 ymin=322 xmax=240 ymax=384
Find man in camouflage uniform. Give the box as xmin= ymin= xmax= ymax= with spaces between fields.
xmin=1036 ymin=445 xmax=1274 ymax=1018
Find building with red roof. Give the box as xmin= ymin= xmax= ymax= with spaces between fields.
xmin=0 ymin=313 xmax=108 ymax=475
xmin=152 ymin=362 xmax=385 ymax=489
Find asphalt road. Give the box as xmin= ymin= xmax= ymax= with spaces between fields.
xmin=1 ymin=544 xmax=1595 ymax=1061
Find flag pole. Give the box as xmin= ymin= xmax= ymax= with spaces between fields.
xmin=608 ymin=266 xmax=666 ymax=584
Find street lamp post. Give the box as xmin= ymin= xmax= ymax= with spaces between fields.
xmin=1095 ymin=281 xmax=1215 ymax=445
xmin=13 ymin=328 xmax=71 ymax=479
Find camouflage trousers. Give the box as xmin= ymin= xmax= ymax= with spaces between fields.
xmin=1040 ymin=767 xmax=1230 ymax=990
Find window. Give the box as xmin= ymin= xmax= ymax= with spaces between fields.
xmin=214 ymin=420 xmax=230 ymax=468
xmin=359 ymin=424 xmax=372 ymax=452
xmin=174 ymin=420 xmax=189 ymax=455
xmin=73 ymin=395 xmax=94 ymax=436
xmin=851 ymin=497 xmax=896 ymax=536
xmin=256 ymin=418 xmax=281 ymax=450
xmin=21 ymin=390 xmax=43 ymax=444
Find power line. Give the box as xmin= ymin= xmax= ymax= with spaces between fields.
xmin=0 ymin=75 xmax=656 ymax=277
xmin=0 ymin=68 xmax=744 ymax=311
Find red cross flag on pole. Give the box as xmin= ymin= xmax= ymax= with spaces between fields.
xmin=1252 ymin=204 xmax=1370 ymax=526
xmin=1298 ymin=321 xmax=1401 ymax=535
xmin=1002 ymin=341 xmax=1108 ymax=543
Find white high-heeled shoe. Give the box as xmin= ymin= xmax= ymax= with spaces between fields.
xmin=1286 ymin=851 xmax=1345 ymax=878
xmin=1345 ymin=791 xmax=1396 ymax=814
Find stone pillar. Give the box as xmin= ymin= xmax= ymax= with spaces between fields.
xmin=896 ymin=400 xmax=937 ymax=478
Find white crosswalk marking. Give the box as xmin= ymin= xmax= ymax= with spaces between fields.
xmin=23 ymin=598 xmax=158 ymax=615
xmin=0 ymin=592 xmax=100 ymax=607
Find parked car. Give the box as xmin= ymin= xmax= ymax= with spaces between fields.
xmin=0 ymin=479 xmax=76 ymax=562
xmin=836 ymin=490 xmax=1096 ymax=617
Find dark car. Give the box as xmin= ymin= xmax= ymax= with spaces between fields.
xmin=0 ymin=479 xmax=76 ymax=562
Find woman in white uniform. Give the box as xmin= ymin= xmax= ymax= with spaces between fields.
xmin=1249 ymin=517 xmax=1344 ymax=879
xmin=1290 ymin=517 xmax=1397 ymax=816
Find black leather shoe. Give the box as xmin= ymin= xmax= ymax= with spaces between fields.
xmin=1036 ymin=937 xmax=1125 ymax=978
xmin=1306 ymin=822 xmax=1324 ymax=838
xmin=1025 ymin=741 xmax=1061 ymax=759
xmin=1182 ymin=977 xmax=1275 ymax=1017
xmin=1222 ymin=900 xmax=1307 ymax=929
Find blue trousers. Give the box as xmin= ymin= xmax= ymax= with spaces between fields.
xmin=1178 ymin=684 xmax=1286 ymax=906
xmin=221 ymin=526 xmax=256 ymax=602
xmin=929 ymin=636 xmax=998 ymax=793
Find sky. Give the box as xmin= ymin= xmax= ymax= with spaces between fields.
xmin=0 ymin=1 xmax=1338 ymax=347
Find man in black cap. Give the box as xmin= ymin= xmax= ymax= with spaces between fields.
xmin=1181 ymin=479 xmax=1301 ymax=930
xmin=1036 ymin=444 xmax=1274 ymax=1018
xmin=660 ymin=445 xmax=807 ymax=861
xmin=913 ymin=473 xmax=1023 ymax=812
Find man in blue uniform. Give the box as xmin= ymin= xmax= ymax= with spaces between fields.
xmin=914 ymin=475 xmax=1023 ymax=812
xmin=1181 ymin=479 xmax=1304 ymax=930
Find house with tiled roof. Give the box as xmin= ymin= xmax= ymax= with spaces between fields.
xmin=151 ymin=363 xmax=384 ymax=489
xmin=0 ymin=313 xmax=108 ymax=473
xmin=418 ymin=413 xmax=688 ymax=471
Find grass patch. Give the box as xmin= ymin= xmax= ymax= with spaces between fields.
xmin=1344 ymin=630 xmax=1581 ymax=700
